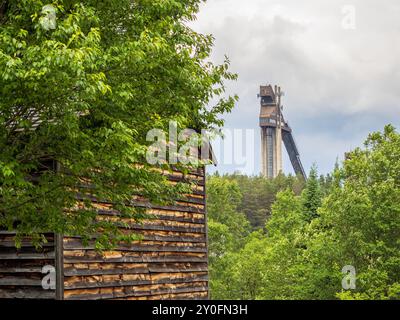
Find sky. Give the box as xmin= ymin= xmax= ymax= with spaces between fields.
xmin=189 ymin=0 xmax=400 ymax=176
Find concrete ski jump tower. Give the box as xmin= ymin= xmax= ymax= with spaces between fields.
xmin=259 ymin=85 xmax=306 ymax=179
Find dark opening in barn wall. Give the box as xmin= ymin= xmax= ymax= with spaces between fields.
xmin=0 ymin=166 xmax=210 ymax=300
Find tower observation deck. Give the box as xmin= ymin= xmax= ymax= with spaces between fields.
xmin=259 ymin=85 xmax=306 ymax=180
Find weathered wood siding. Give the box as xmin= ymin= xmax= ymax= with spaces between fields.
xmin=0 ymin=167 xmax=209 ymax=300
xmin=0 ymin=232 xmax=56 ymax=299
xmin=62 ymin=167 xmax=208 ymax=300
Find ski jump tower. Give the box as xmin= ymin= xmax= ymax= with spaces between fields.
xmin=259 ymin=85 xmax=306 ymax=179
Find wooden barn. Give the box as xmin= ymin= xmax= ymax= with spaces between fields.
xmin=0 ymin=161 xmax=213 ymax=300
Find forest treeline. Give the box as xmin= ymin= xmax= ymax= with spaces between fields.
xmin=206 ymin=125 xmax=400 ymax=300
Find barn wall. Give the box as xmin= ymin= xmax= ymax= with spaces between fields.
xmin=62 ymin=167 xmax=209 ymax=300
xmin=0 ymin=232 xmax=56 ymax=299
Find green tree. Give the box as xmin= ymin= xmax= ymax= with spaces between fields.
xmin=206 ymin=176 xmax=250 ymax=248
xmin=206 ymin=175 xmax=251 ymax=299
xmin=261 ymin=189 xmax=309 ymax=299
xmin=206 ymin=173 xmax=307 ymax=299
xmin=226 ymin=173 xmax=305 ymax=230
xmin=207 ymin=126 xmax=400 ymax=301
xmin=0 ymin=0 xmax=236 ymax=248
xmin=302 ymin=164 xmax=322 ymax=222
xmin=228 ymin=231 xmax=269 ymax=300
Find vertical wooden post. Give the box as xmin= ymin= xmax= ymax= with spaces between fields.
xmin=55 ymin=233 xmax=64 ymax=300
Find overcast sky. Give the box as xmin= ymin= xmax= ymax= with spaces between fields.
xmin=190 ymin=0 xmax=400 ymax=176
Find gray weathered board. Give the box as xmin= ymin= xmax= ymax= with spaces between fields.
xmin=0 ymin=167 xmax=209 ymax=300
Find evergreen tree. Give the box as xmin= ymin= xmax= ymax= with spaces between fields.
xmin=302 ymin=164 xmax=322 ymax=221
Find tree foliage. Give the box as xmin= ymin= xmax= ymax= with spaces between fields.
xmin=206 ymin=176 xmax=250 ymax=298
xmin=301 ymin=163 xmax=322 ymax=222
xmin=206 ymin=173 xmax=306 ymax=299
xmin=0 ymin=0 xmax=237 ymax=248
xmin=219 ymin=172 xmax=305 ymax=230
xmin=208 ymin=126 xmax=400 ymax=300
xmin=318 ymin=125 xmax=400 ymax=299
